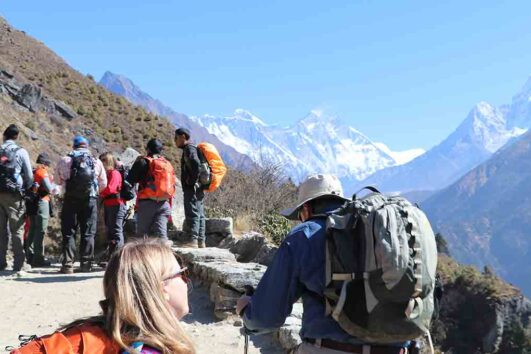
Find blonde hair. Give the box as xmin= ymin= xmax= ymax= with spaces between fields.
xmin=99 ymin=152 xmax=116 ymax=171
xmin=103 ymin=239 xmax=195 ymax=354
xmin=63 ymin=240 xmax=195 ymax=354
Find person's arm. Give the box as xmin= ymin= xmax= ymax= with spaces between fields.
xmin=19 ymin=149 xmax=34 ymax=189
xmin=185 ymin=146 xmax=200 ymax=186
xmin=40 ymin=173 xmax=53 ymax=194
xmin=126 ymin=158 xmax=148 ymax=186
xmin=95 ymin=160 xmax=107 ymax=192
xmin=242 ymin=237 xmax=303 ymax=332
xmin=55 ymin=156 xmax=70 ymax=187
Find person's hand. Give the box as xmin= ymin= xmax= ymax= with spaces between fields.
xmin=236 ymin=295 xmax=252 ymax=317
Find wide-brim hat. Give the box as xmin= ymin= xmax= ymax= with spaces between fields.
xmin=280 ymin=174 xmax=348 ymax=220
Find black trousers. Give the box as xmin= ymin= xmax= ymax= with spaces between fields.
xmin=61 ymin=197 xmax=97 ymax=266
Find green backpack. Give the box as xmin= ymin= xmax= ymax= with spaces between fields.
xmin=324 ymin=187 xmax=438 ymax=344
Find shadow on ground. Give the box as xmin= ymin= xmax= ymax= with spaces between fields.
xmin=0 ymin=266 xmax=104 ymax=284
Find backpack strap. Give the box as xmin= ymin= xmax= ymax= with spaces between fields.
xmin=352 ymin=186 xmax=381 ymax=200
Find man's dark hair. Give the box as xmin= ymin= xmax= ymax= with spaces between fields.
xmin=174 ymin=127 xmax=191 ymax=140
xmin=146 ymin=138 xmax=163 ymax=155
xmin=306 ymin=196 xmax=346 ymax=215
xmin=3 ymin=124 xmax=19 ymax=140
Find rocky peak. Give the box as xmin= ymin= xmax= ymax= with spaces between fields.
xmin=232 ymin=108 xmax=267 ymax=126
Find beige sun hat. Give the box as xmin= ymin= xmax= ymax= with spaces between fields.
xmin=280 ymin=174 xmax=348 ymax=220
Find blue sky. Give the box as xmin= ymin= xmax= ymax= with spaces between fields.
xmin=2 ymin=0 xmax=531 ymax=150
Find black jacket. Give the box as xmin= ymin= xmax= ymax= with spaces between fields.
xmin=180 ymin=144 xmax=201 ymax=189
xmin=126 ymin=153 xmax=158 ymax=186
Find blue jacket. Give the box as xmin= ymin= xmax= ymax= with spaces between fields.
xmin=242 ymin=207 xmax=408 ymax=347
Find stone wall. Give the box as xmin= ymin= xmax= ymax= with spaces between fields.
xmin=173 ymin=246 xmax=302 ymax=352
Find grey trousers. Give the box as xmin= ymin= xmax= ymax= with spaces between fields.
xmin=27 ymin=200 xmax=50 ymax=263
xmin=136 ymin=199 xmax=171 ymax=239
xmin=103 ymin=204 xmax=127 ymax=251
xmin=0 ymin=192 xmax=26 ymax=270
xmin=183 ymin=187 xmax=206 ymax=242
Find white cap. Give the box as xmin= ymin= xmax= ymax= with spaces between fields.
xmin=280 ymin=174 xmax=348 ymax=220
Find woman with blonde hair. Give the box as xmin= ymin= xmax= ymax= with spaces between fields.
xmin=99 ymin=152 xmax=127 ymax=260
xmin=12 ymin=239 xmax=195 ymax=354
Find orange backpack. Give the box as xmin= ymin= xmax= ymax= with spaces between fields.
xmin=138 ymin=156 xmax=176 ymax=201
xmin=11 ymin=324 xmax=120 ymax=354
xmin=197 ymin=142 xmax=227 ymax=192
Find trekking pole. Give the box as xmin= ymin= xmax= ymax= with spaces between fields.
xmin=242 ymin=285 xmax=255 ymax=354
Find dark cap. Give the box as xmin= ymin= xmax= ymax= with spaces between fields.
xmin=146 ymin=138 xmax=163 ymax=154
xmin=175 ymin=127 xmax=191 ymax=140
xmin=36 ymin=153 xmax=51 ymax=166
xmin=3 ymin=124 xmax=19 ymax=140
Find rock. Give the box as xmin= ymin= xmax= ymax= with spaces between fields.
xmin=253 ymin=243 xmax=278 ymax=266
xmin=171 ymin=181 xmax=185 ymax=230
xmin=276 ymin=303 xmax=303 ymax=351
xmin=116 ymin=147 xmax=140 ymax=167
xmin=277 ymin=326 xmax=302 ymax=351
xmin=174 ymin=247 xmax=236 ymax=264
xmin=53 ymin=100 xmax=76 ymax=120
xmin=209 ymin=282 xmax=241 ymax=320
xmin=229 ymin=232 xmax=267 ymax=263
xmin=206 ymin=218 xmax=233 ymax=235
xmin=191 ymin=261 xmax=266 ymax=293
xmin=16 ymin=84 xmax=42 ymax=112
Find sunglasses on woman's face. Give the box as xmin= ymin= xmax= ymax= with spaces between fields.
xmin=164 ymin=267 xmax=190 ymax=284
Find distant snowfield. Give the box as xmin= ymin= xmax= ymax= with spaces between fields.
xmin=373 ymin=143 xmax=425 ymax=165
xmin=191 ymin=109 xmax=422 ymax=183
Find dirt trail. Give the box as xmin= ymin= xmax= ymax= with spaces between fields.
xmin=0 ymin=265 xmax=283 ymax=354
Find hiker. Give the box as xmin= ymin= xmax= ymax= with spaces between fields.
xmin=0 ymin=124 xmax=33 ymax=272
xmin=126 ymin=138 xmax=175 ymax=240
xmin=25 ymin=153 xmax=55 ymax=267
xmin=174 ymin=128 xmax=206 ymax=248
xmin=56 ymin=136 xmax=107 ymax=273
xmin=236 ymin=174 xmax=410 ymax=354
xmin=99 ymin=152 xmax=127 ymax=260
xmin=11 ymin=239 xmax=195 ymax=354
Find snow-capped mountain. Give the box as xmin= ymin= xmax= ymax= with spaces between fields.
xmin=357 ymin=100 xmax=526 ymax=194
xmin=191 ymin=109 xmax=424 ymax=188
xmin=99 ymin=72 xmax=256 ymax=169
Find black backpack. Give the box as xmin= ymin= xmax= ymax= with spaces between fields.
xmin=0 ymin=146 xmax=21 ymax=194
xmin=117 ymin=165 xmax=135 ymax=201
xmin=65 ymin=153 xmax=95 ymax=199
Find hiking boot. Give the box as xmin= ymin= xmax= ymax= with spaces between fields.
xmin=181 ymin=240 xmax=198 ymax=249
xmin=198 ymin=241 xmax=206 ymax=248
xmin=79 ymin=262 xmax=93 ymax=273
xmin=60 ymin=265 xmax=74 ymax=274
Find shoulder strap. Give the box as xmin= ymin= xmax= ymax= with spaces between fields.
xmin=352 ymin=186 xmax=381 ymax=200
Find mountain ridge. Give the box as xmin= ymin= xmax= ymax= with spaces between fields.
xmin=99 ymin=71 xmax=256 ymax=169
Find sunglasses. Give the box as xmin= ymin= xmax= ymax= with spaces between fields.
xmin=164 ymin=267 xmax=194 ymax=294
xmin=164 ymin=267 xmax=189 ymax=282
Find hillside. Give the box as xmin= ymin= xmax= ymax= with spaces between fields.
xmin=423 ymin=129 xmax=531 ymax=295
xmin=0 ymin=17 xmax=180 ymax=166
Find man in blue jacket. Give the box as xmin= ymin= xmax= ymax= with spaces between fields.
xmin=237 ymin=174 xmax=409 ymax=354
